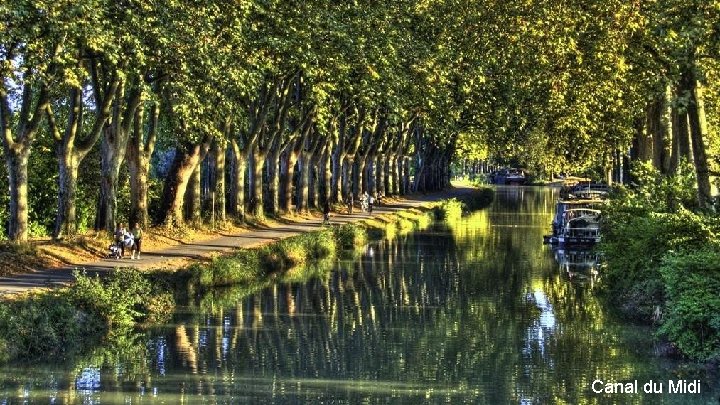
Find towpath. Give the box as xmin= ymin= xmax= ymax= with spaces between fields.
xmin=0 ymin=187 xmax=473 ymax=295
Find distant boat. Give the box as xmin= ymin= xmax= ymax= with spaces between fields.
xmin=493 ymin=168 xmax=527 ymax=185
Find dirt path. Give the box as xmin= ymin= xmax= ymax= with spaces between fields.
xmin=0 ymin=188 xmax=472 ymax=295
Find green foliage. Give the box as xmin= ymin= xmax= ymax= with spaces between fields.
xmin=601 ymin=164 xmax=720 ymax=360
xmin=433 ymin=189 xmax=494 ymax=221
xmin=659 ymin=248 xmax=720 ymax=361
xmin=333 ymin=224 xmax=368 ymax=250
xmin=617 ymin=161 xmax=698 ymax=214
xmin=192 ymin=249 xmax=263 ymax=288
xmin=193 ymin=230 xmax=338 ymax=288
xmin=69 ymin=268 xmax=172 ymax=331
xmin=258 ymin=230 xmax=337 ymax=272
xmin=434 ymin=198 xmax=464 ymax=221
xmin=600 ymin=209 xmax=718 ymax=321
xmin=0 ymin=292 xmax=82 ymax=359
xmin=0 ymin=267 xmax=175 ymax=361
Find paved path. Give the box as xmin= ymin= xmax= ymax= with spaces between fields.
xmin=0 ymin=189 xmax=467 ymax=295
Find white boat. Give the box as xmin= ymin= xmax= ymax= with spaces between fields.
xmin=553 ymin=208 xmax=601 ymax=245
xmin=544 ymin=200 xmax=603 ymax=245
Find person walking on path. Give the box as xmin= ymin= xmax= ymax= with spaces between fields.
xmin=131 ymin=223 xmax=143 ymax=259
xmin=323 ymin=202 xmax=331 ymax=225
xmin=347 ymin=194 xmax=354 ymax=214
xmin=114 ymin=223 xmax=127 ymax=258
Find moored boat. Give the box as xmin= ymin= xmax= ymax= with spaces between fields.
xmin=544 ymin=192 xmax=605 ymax=246
xmin=493 ymin=168 xmax=527 ymax=185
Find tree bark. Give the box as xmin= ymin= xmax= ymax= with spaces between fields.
xmin=5 ymin=151 xmax=31 ymax=241
xmin=647 ymin=91 xmax=671 ymax=174
xmin=214 ymin=140 xmax=226 ymax=222
xmin=94 ymin=80 xmax=142 ymax=231
xmin=0 ymin=75 xmax=49 ymax=241
xmin=322 ymin=148 xmax=332 ymax=207
xmin=49 ymin=70 xmax=120 ymax=238
xmin=249 ymin=147 xmax=265 ymax=217
xmin=161 ymin=137 xmax=213 ymax=227
xmin=281 ymin=148 xmax=299 ymax=212
xmin=186 ymin=163 xmax=201 ymax=223
xmin=267 ymin=143 xmax=281 ymax=216
xmin=230 ymin=138 xmax=246 ymax=221
xmin=297 ymin=152 xmax=310 ymax=212
xmin=682 ymin=67 xmax=712 ymax=208
xmin=127 ymin=102 xmax=158 ymax=228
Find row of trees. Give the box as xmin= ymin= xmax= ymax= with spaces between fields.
xmin=1 ymin=0 xmax=460 ymax=241
xmin=1 ymin=0 xmax=719 ymax=241
xmin=452 ymin=0 xmax=720 ymax=208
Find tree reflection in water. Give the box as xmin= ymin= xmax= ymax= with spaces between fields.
xmin=0 ymin=187 xmax=714 ymax=404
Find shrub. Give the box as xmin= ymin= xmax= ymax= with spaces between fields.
xmin=599 ymin=209 xmax=717 ymax=321
xmin=0 ymin=292 xmax=82 ymax=358
xmin=659 ymin=248 xmax=720 ymax=360
xmin=434 ymin=198 xmax=464 ymax=221
xmin=196 ymin=250 xmax=262 ymax=288
xmin=305 ymin=230 xmax=336 ymax=260
xmin=333 ymin=224 xmax=367 ymax=249
xmin=69 ymin=268 xmax=168 ymax=331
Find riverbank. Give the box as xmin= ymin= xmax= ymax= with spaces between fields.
xmin=0 ymin=187 xmax=484 ymax=295
xmin=0 ymin=187 xmax=494 ymax=362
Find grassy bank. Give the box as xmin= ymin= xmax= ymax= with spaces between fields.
xmin=599 ymin=163 xmax=720 ymax=361
xmin=0 ymin=188 xmax=494 ymax=362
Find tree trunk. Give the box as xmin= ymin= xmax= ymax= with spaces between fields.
xmin=636 ymin=103 xmax=654 ymax=163
xmin=297 ymin=152 xmax=310 ymax=212
xmin=390 ymin=155 xmax=399 ymax=195
xmin=322 ymin=150 xmax=332 ymax=207
xmin=673 ymin=83 xmax=693 ymax=165
xmin=230 ymin=139 xmax=246 ymax=221
xmin=164 ymin=156 xmax=195 ymax=227
xmin=669 ymin=104 xmax=681 ymax=174
xmin=376 ymin=155 xmax=386 ymax=197
xmin=0 ymin=74 xmax=49 ymax=241
xmin=281 ymin=151 xmax=299 ymax=212
xmin=356 ymin=158 xmax=367 ymax=195
xmin=213 ymin=140 xmax=226 ymax=222
xmin=647 ymin=92 xmax=671 ymax=174
xmin=342 ymin=158 xmax=353 ymax=202
xmin=127 ymin=103 xmax=158 ymax=229
xmin=94 ymin=84 xmax=141 ymax=231
xmin=186 ymin=163 xmax=201 ymax=223
xmin=161 ymin=140 xmax=212 ymax=227
xmin=402 ymin=156 xmax=411 ymax=194
xmin=54 ymin=156 xmax=79 ymax=237
xmin=267 ymin=146 xmax=280 ymax=216
xmin=5 ymin=150 xmax=30 ymax=241
xmin=250 ymin=148 xmax=265 ymax=218
xmin=683 ymin=67 xmax=712 ymax=208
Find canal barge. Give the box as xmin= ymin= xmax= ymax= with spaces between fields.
xmin=492 ymin=168 xmax=527 ymax=185
xmin=544 ymin=198 xmax=605 ymax=246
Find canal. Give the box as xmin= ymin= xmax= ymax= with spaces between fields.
xmin=0 ymin=187 xmax=716 ymax=404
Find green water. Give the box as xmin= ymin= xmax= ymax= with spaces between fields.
xmin=1 ymin=187 xmax=717 ymax=404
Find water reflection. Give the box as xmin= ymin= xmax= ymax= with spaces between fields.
xmin=554 ymin=248 xmax=601 ymax=285
xmin=0 ymin=187 xmax=716 ymax=404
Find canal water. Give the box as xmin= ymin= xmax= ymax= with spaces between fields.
xmin=0 ymin=187 xmax=717 ymax=404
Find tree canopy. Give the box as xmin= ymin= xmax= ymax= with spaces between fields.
xmin=1 ymin=0 xmax=719 ymax=240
